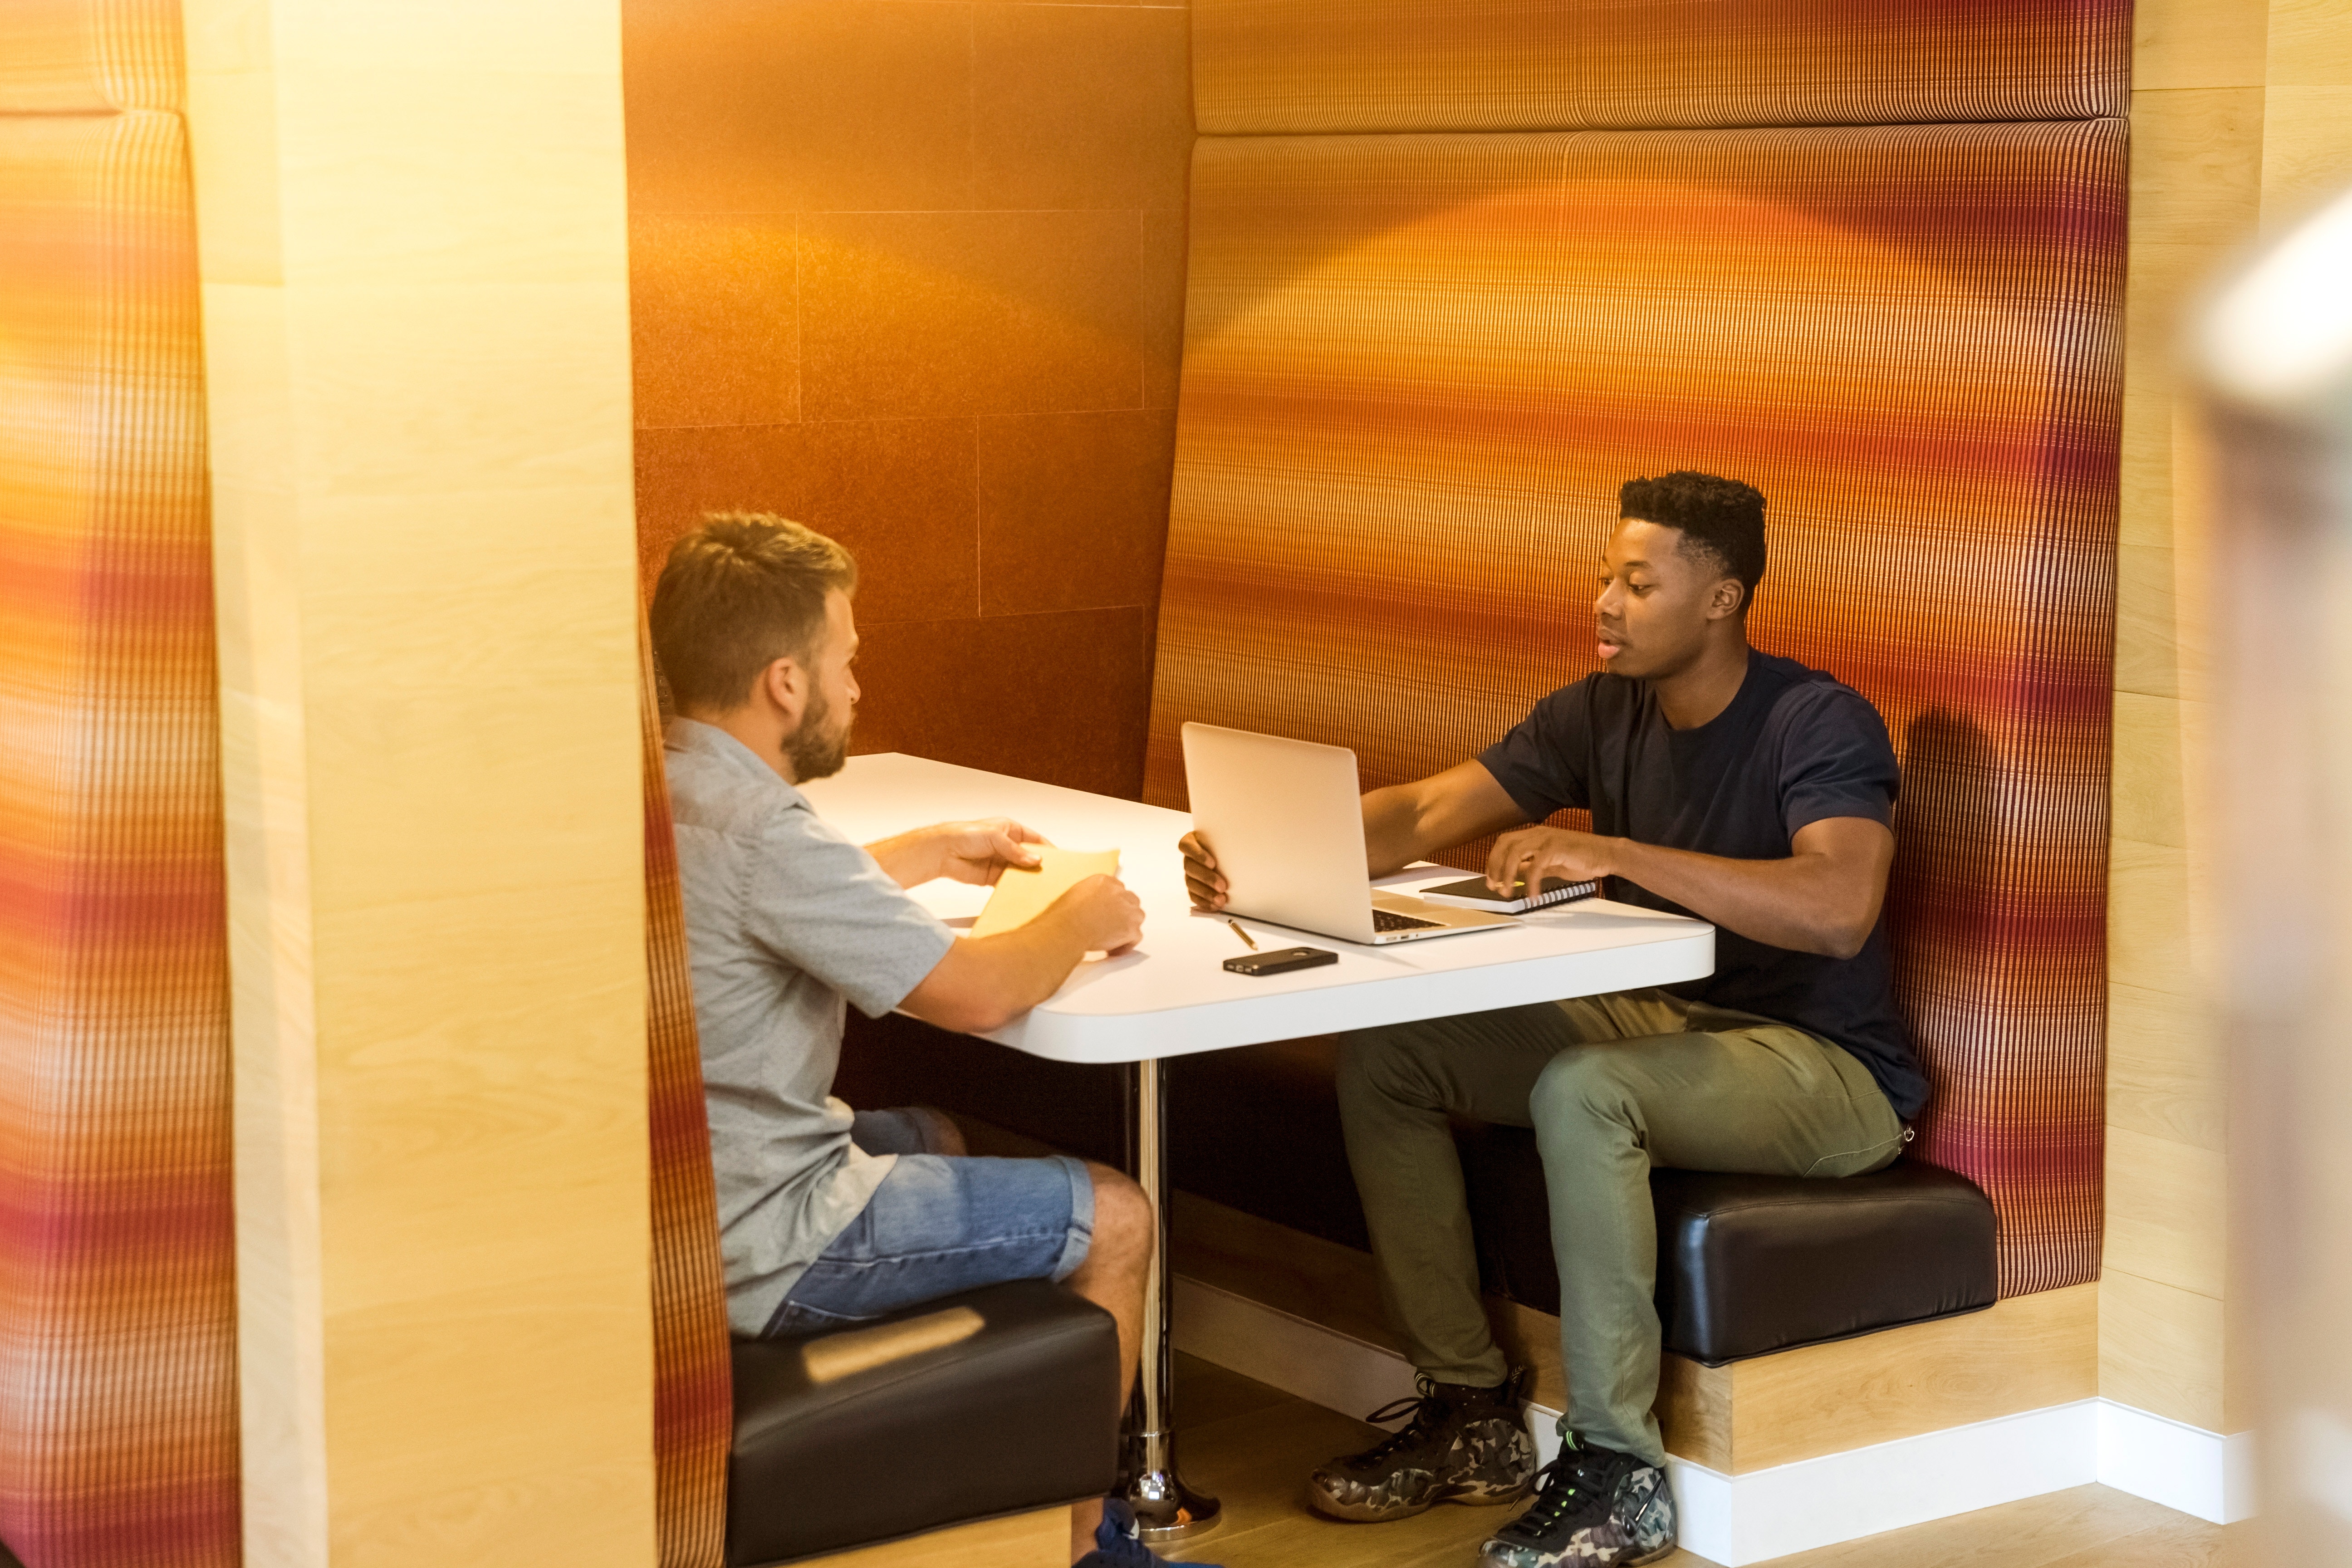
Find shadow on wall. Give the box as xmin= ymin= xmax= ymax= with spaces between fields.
xmin=1886 ymin=708 xmax=1999 ymax=975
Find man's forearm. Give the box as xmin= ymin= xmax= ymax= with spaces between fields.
xmin=1602 ymin=839 xmax=1875 ymax=959
xmin=900 ymin=906 xmax=1094 ymax=1035
xmin=863 ymin=828 xmax=943 ymax=889
xmin=1360 ymin=784 xmax=1431 ymax=877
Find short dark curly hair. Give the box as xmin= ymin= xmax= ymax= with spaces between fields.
xmin=1618 ymin=470 xmax=1767 ymax=616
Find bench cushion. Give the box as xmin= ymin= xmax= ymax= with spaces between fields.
xmin=727 ymin=1279 xmax=1121 ymax=1567
xmin=1456 ymin=1123 xmax=1996 ymax=1364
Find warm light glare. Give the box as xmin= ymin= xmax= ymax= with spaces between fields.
xmin=2201 ymin=186 xmax=2352 ymax=410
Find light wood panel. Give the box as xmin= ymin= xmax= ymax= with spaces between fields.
xmin=182 ymin=3 xmax=654 ymax=1566
xmin=815 ymin=1508 xmax=1069 ymax=1568
xmin=1174 ymin=1195 xmax=2099 ymax=1476
xmin=2106 ymin=0 xmax=2352 ymax=1440
xmin=1723 ymin=1286 xmax=2098 ymax=1474
xmin=2100 ymin=1268 xmax=2227 ymax=1435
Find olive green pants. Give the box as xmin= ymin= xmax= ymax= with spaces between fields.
xmin=1336 ymin=988 xmax=1904 ymax=1465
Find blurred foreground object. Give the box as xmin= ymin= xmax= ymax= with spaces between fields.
xmin=2200 ymin=183 xmax=2352 ymax=1561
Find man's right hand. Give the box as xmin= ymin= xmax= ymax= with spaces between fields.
xmin=1049 ymin=873 xmax=1145 ymax=956
xmin=1177 ymin=831 xmax=1227 ymax=911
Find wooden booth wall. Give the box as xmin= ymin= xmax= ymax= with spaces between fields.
xmin=1147 ymin=0 xmax=2131 ymax=1297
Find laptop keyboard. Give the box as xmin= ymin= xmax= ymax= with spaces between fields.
xmin=1373 ymin=907 xmax=1444 ymax=933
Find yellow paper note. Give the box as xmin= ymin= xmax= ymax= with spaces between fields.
xmin=968 ymin=846 xmax=1121 ymax=938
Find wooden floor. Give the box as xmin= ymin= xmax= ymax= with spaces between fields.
xmin=1162 ymin=1354 xmax=2253 ymax=1568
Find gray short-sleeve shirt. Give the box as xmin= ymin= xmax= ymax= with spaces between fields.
xmin=663 ymin=718 xmax=957 ymax=1334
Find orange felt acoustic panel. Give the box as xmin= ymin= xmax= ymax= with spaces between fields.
xmin=1195 ymin=0 xmax=2130 ymax=134
xmin=1147 ymin=121 xmax=2125 ymax=1295
xmin=0 ymin=108 xmax=239 ymax=1567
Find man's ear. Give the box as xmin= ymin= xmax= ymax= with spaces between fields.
xmin=755 ymin=654 xmax=808 ymax=725
xmin=1707 ymin=577 xmax=1749 ymax=621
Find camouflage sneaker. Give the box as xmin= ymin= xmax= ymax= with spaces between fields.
xmin=1305 ymin=1369 xmax=1534 ymax=1522
xmin=1477 ymin=1437 xmax=1676 ymax=1568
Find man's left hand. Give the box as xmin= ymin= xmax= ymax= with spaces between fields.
xmin=1484 ymin=825 xmax=1620 ymax=896
xmin=931 ymin=818 xmax=1048 ymax=886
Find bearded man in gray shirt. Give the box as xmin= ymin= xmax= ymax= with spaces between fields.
xmin=652 ymin=514 xmax=1190 ymax=1568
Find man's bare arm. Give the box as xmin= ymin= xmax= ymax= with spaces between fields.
xmin=1485 ymin=816 xmax=1894 ymax=959
xmin=864 ymin=818 xmax=1044 ymax=890
xmin=898 ymin=875 xmax=1143 ymax=1034
xmin=1180 ymin=760 xmax=1526 ymax=910
xmin=1360 ymin=761 xmax=1531 ymax=877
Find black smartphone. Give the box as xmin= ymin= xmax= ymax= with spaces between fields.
xmin=1223 ymin=946 xmax=1339 ymax=977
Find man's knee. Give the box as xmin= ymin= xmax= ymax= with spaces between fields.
xmin=1335 ymin=1024 xmax=1438 ymax=1111
xmin=1530 ymin=1044 xmax=1636 ymax=1129
xmin=1082 ymin=1161 xmax=1153 ymax=1268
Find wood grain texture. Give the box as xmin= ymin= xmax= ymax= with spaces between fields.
xmin=2100 ymin=1269 xmax=2226 ymax=1433
xmin=183 ymin=3 xmax=657 ymax=1565
xmin=812 ymin=1508 xmax=1068 ymax=1568
xmin=2106 ymin=0 xmax=2352 ymax=1439
xmin=1726 ymin=1286 xmax=2098 ymax=1474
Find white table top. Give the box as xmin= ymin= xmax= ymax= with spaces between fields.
xmin=800 ymin=753 xmax=1714 ymax=1064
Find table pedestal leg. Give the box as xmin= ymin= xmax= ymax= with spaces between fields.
xmin=1124 ymin=1056 xmax=1220 ymax=1544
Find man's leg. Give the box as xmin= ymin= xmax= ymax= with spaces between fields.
xmin=1472 ymin=1014 xmax=1902 ymax=1568
xmin=1335 ymin=1002 xmax=1592 ymax=1384
xmin=1063 ymin=1162 xmax=1151 ymax=1562
xmin=1306 ymin=1003 xmax=1598 ymax=1521
xmin=847 ymin=1115 xmax=1153 ymax=1564
xmin=1530 ymin=1018 xmax=1902 ymax=1464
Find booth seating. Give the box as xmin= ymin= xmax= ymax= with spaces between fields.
xmin=726 ymin=1282 xmax=1121 ymax=1567
xmin=641 ymin=661 xmax=1130 ymax=1568
xmin=838 ymin=1021 xmax=1998 ymax=1376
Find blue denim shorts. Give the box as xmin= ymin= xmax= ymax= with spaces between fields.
xmin=762 ymin=1109 xmax=1096 ymax=1338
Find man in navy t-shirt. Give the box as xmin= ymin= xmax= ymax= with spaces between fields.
xmin=1181 ymin=471 xmax=1927 ymax=1568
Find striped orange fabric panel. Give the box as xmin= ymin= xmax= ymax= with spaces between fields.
xmin=1195 ymin=0 xmax=2128 ymax=134
xmin=0 ymin=109 xmax=238 ymax=1567
xmin=1147 ymin=122 xmax=2123 ymax=1295
xmin=0 ymin=0 xmax=184 ymax=114
xmin=638 ymin=629 xmax=732 ymax=1568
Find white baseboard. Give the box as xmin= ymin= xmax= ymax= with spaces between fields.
xmin=2096 ymin=1400 xmax=2258 ymax=1524
xmin=1171 ymin=1274 xmax=2254 ymax=1562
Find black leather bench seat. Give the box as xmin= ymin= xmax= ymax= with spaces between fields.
xmin=729 ymin=1279 xmax=1121 ymax=1567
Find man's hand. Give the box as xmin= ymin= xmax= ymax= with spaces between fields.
xmin=930 ymin=818 xmax=1046 ymax=886
xmin=1177 ymin=830 xmax=1227 ymax=912
xmin=867 ymin=817 xmax=1044 ymax=889
xmin=1049 ymin=873 xmax=1146 ymax=956
xmin=1485 ymin=825 xmax=1622 ymax=896
xmin=901 ymin=871 xmax=1145 ymax=1034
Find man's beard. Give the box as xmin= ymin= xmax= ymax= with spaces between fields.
xmin=784 ymin=685 xmax=852 ymax=782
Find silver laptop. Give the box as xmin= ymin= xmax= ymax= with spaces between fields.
xmin=1181 ymin=722 xmax=1514 ymax=946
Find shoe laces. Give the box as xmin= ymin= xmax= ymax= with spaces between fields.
xmin=1356 ymin=1373 xmax=1459 ymax=1464
xmin=1508 ymin=1445 xmax=1617 ymax=1539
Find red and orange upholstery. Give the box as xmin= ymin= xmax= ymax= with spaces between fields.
xmin=0 ymin=7 xmax=239 ymax=1561
xmin=1149 ymin=2 xmax=2126 ymax=1296
xmin=640 ymin=632 xmax=734 ymax=1568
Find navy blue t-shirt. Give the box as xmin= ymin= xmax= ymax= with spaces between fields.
xmin=1478 ymin=651 xmax=1928 ymax=1119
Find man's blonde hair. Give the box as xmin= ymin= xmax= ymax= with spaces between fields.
xmin=650 ymin=513 xmax=858 ymax=715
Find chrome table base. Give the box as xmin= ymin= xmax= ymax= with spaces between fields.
xmin=1123 ymin=1057 xmax=1221 ymax=1544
